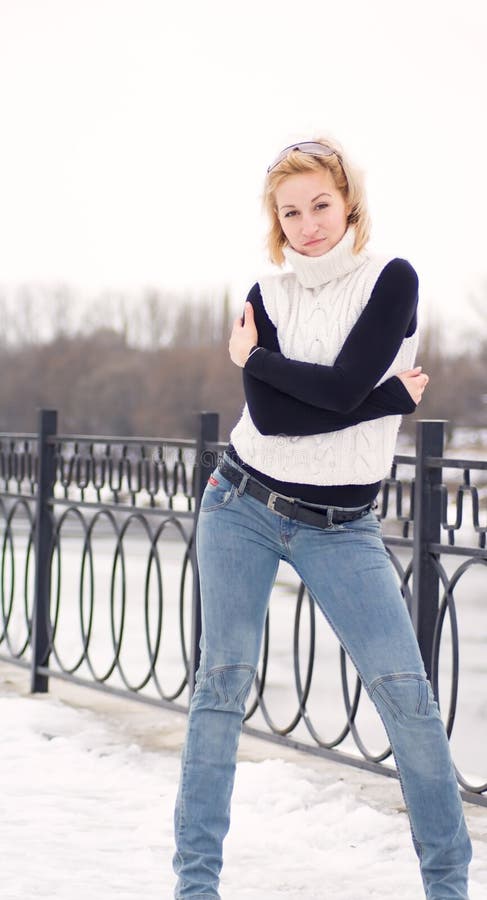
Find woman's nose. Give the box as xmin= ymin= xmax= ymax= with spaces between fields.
xmin=301 ymin=216 xmax=319 ymax=235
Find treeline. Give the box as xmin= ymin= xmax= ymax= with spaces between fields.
xmin=0 ymin=286 xmax=243 ymax=439
xmin=0 ymin=285 xmax=485 ymax=442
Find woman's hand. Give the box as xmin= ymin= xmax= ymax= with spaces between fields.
xmin=229 ymin=301 xmax=258 ymax=368
xmin=397 ymin=366 xmax=429 ymax=404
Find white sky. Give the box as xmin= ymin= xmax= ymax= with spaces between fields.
xmin=1 ymin=0 xmax=487 ymax=335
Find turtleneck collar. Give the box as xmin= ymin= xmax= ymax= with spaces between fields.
xmin=283 ymin=226 xmax=368 ymax=288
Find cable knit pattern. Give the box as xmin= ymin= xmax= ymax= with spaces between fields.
xmin=230 ymin=228 xmax=418 ymax=486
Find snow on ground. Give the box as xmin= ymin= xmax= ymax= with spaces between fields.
xmin=0 ymin=667 xmax=486 ymax=900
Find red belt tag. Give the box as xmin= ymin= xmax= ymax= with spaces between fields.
xmin=208 ymin=476 xmax=219 ymax=486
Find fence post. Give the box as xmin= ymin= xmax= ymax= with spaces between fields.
xmin=411 ymin=419 xmax=445 ymax=682
xmin=189 ymin=411 xmax=220 ymax=694
xmin=31 ymin=409 xmax=58 ymax=693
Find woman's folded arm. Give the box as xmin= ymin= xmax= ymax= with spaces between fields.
xmin=244 ymin=259 xmax=418 ymax=413
xmin=242 ymin=280 xmax=416 ymax=436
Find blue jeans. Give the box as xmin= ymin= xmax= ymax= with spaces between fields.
xmin=173 ymin=457 xmax=472 ymax=899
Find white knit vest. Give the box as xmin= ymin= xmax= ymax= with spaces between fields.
xmin=230 ymin=227 xmax=418 ymax=486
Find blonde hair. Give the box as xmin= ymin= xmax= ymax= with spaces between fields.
xmin=263 ymin=136 xmax=371 ymax=265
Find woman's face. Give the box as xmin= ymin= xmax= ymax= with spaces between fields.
xmin=274 ymin=169 xmax=349 ymax=257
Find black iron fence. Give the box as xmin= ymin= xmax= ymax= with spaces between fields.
xmin=0 ymin=410 xmax=486 ymax=806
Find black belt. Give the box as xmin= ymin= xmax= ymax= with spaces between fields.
xmin=217 ymin=457 xmax=372 ymax=529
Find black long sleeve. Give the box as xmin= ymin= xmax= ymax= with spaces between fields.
xmin=244 ymin=259 xmax=418 ymax=414
xmin=242 ymin=277 xmax=416 ymax=436
xmin=244 ymin=373 xmax=415 ymax=436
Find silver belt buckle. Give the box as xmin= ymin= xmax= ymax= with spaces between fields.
xmin=266 ymin=491 xmax=279 ymax=511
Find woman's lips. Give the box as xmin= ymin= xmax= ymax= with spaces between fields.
xmin=304 ymin=237 xmax=326 ymax=246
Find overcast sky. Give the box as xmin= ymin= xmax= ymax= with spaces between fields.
xmin=1 ymin=0 xmax=486 ymax=337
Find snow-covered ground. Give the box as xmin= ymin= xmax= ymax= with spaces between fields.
xmin=1 ymin=663 xmax=486 ymax=900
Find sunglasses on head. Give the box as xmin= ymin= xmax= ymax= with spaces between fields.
xmin=267 ymin=141 xmax=340 ymax=173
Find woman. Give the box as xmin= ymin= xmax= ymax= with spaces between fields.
xmin=173 ymin=138 xmax=472 ymax=899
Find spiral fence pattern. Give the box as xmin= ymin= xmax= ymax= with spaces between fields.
xmin=0 ymin=415 xmax=485 ymax=804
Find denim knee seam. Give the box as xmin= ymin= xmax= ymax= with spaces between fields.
xmin=369 ymin=672 xmax=427 ymax=694
xmin=369 ymin=672 xmax=430 ymax=718
xmin=205 ymin=664 xmax=256 ymax=706
xmin=370 ymin=673 xmax=431 ymax=721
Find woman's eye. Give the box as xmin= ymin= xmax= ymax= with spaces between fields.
xmin=283 ymin=204 xmax=328 ymax=218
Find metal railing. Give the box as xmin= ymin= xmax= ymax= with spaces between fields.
xmin=0 ymin=410 xmax=485 ymax=805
